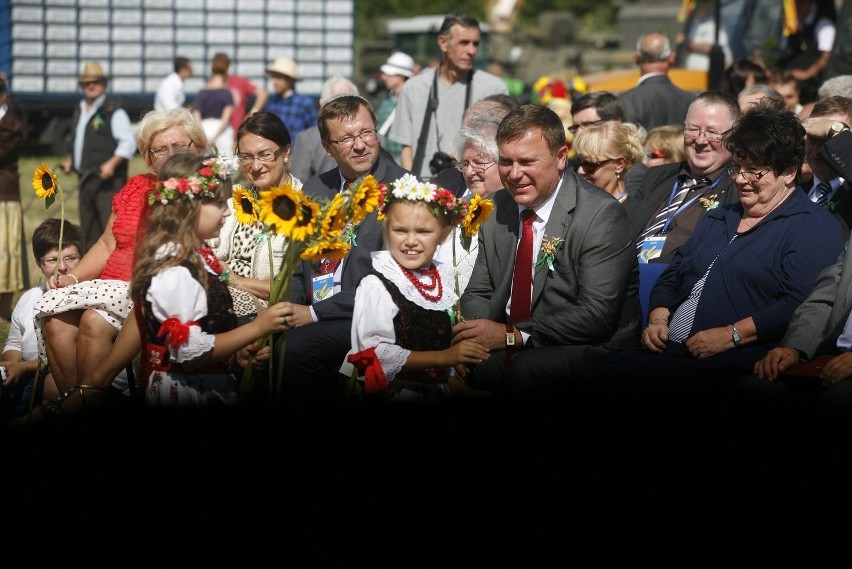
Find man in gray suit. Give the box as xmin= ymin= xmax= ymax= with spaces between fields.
xmin=275 ymin=95 xmax=409 ymax=401
xmin=452 ymin=104 xmax=641 ymax=399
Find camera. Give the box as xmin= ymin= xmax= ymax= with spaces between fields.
xmin=429 ymin=151 xmax=457 ymax=175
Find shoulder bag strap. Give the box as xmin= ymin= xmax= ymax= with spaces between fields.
xmin=412 ymin=67 xmax=439 ymax=176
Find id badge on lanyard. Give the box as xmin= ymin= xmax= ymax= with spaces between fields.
xmin=639 ymin=235 xmax=666 ymax=264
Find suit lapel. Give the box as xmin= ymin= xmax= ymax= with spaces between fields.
xmin=532 ymin=172 xmax=575 ymax=304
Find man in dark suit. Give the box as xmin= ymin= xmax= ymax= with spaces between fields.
xmin=750 ymin=119 xmax=852 ymax=409
xmin=276 ymin=95 xmax=409 ymax=401
xmin=452 ymin=104 xmax=640 ymax=399
xmin=800 ymin=96 xmax=852 ymax=237
xmin=626 ymin=90 xmax=741 ymax=263
xmin=619 ymin=32 xmax=695 ymax=131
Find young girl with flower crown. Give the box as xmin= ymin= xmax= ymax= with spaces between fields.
xmin=130 ymin=152 xmax=290 ymax=406
xmin=341 ymin=174 xmax=489 ymax=401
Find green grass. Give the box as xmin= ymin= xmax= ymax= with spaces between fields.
xmin=0 ymin=154 xmax=149 ymax=347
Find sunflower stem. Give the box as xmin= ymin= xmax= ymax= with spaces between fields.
xmin=53 ymin=181 xmax=65 ymax=283
xmin=271 ymin=240 xmax=298 ymax=402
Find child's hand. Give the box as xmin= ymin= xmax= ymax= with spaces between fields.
xmin=253 ymin=302 xmax=290 ymax=335
xmin=236 ymin=343 xmax=272 ymax=369
xmin=446 ymin=339 xmax=488 ymax=366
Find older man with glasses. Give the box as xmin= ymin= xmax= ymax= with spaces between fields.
xmin=272 ymin=95 xmax=410 ymax=402
xmin=627 ymin=91 xmax=743 ymax=264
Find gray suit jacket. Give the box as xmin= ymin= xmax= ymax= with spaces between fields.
xmin=462 ymin=169 xmax=641 ymax=351
xmin=289 ymin=126 xmax=337 ymax=183
xmin=782 ymin=245 xmax=852 ymax=359
xmin=290 ymin=152 xmax=410 ymax=320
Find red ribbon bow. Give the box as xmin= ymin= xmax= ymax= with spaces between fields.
xmin=348 ymin=347 xmax=387 ymax=393
xmin=157 ymin=317 xmax=198 ymax=350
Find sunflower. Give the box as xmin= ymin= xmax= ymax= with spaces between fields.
xmin=320 ymin=193 xmax=348 ymax=239
xmin=257 ymin=183 xmax=306 ymax=235
xmin=233 ymin=186 xmax=260 ymax=225
xmin=33 ymin=163 xmax=58 ymax=200
xmin=289 ymin=199 xmax=322 ymax=242
xmin=462 ymin=194 xmax=494 ymax=237
xmin=301 ymin=240 xmax=350 ymax=264
xmin=349 ymin=175 xmax=381 ymax=224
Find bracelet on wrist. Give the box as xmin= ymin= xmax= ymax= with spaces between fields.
xmin=66 ymin=273 xmax=78 ymax=285
xmin=219 ymin=269 xmax=231 ymax=284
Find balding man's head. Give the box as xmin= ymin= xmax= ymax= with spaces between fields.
xmin=635 ymin=32 xmax=674 ymax=72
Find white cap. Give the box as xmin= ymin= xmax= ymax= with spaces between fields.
xmin=380 ymin=52 xmax=415 ymax=78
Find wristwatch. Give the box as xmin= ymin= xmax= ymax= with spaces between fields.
xmin=506 ymin=323 xmax=516 ymax=347
xmin=828 ymin=121 xmax=850 ymax=138
xmin=731 ymin=325 xmax=742 ymax=348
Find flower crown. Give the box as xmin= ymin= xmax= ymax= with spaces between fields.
xmin=148 ymin=154 xmax=239 ymax=206
xmin=378 ymin=174 xmax=468 ymax=226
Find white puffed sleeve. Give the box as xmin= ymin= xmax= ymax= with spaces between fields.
xmin=146 ymin=266 xmax=216 ymax=363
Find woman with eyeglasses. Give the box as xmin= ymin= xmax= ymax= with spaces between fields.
xmin=34 ymin=108 xmax=206 ymax=403
xmin=600 ymin=98 xmax=845 ymax=412
xmin=434 ymin=111 xmax=505 ymax=294
xmin=573 ymin=121 xmax=645 ymax=204
xmin=214 ymin=111 xmax=301 ymax=324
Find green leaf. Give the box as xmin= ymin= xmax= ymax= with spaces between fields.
xmin=45 ymin=194 xmax=55 ymax=209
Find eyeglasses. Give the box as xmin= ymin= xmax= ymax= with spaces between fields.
xmin=237 ymin=147 xmax=283 ymax=165
xmin=149 ymin=141 xmax=194 ymax=159
xmin=683 ymin=127 xmax=725 ymax=142
xmin=727 ymin=164 xmax=770 ymax=183
xmin=577 ymin=158 xmax=614 ymax=173
xmin=327 ymin=128 xmax=378 ymax=148
xmin=40 ymin=254 xmax=80 ymax=266
xmin=645 ymin=149 xmax=666 ymax=160
xmin=455 ymin=160 xmax=496 ymax=173
xmin=567 ymin=119 xmax=605 ymax=134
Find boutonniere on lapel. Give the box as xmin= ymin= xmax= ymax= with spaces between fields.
xmin=92 ymin=114 xmax=104 ymax=132
xmin=535 ymin=235 xmax=564 ymax=272
xmin=343 ymin=220 xmax=358 ymax=246
xmin=699 ymin=193 xmax=720 ymax=210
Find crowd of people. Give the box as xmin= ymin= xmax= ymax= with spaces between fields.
xmin=5 ymin=6 xmax=852 ymax=434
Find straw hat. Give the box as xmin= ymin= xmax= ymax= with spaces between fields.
xmin=78 ymin=61 xmax=108 ymax=83
xmin=380 ymin=52 xmax=415 ymax=78
xmin=265 ymin=57 xmax=300 ymax=80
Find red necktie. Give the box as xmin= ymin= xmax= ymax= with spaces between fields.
xmin=510 ymin=209 xmax=536 ymax=325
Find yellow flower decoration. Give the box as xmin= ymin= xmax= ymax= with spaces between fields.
xmin=289 ymin=200 xmax=321 ymax=242
xmin=321 ymin=193 xmax=348 ymax=238
xmin=462 ymin=194 xmax=494 ymax=237
xmin=33 ymin=163 xmax=58 ymax=201
xmin=233 ymin=186 xmax=260 ymax=225
xmin=301 ymin=240 xmax=350 ymax=264
xmin=349 ymin=175 xmax=381 ymax=224
xmin=258 ymin=183 xmax=306 ymax=235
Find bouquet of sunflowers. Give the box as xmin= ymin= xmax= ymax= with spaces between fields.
xmin=233 ymin=174 xmax=381 ymax=400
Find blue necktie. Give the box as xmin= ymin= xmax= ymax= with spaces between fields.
xmin=814 ymin=181 xmax=832 ymax=206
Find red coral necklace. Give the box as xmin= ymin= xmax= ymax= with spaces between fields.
xmin=199 ymin=244 xmax=223 ymax=275
xmin=398 ymin=262 xmax=442 ymax=302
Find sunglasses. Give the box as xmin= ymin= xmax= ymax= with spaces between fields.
xmin=577 ymin=158 xmax=613 ymax=173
